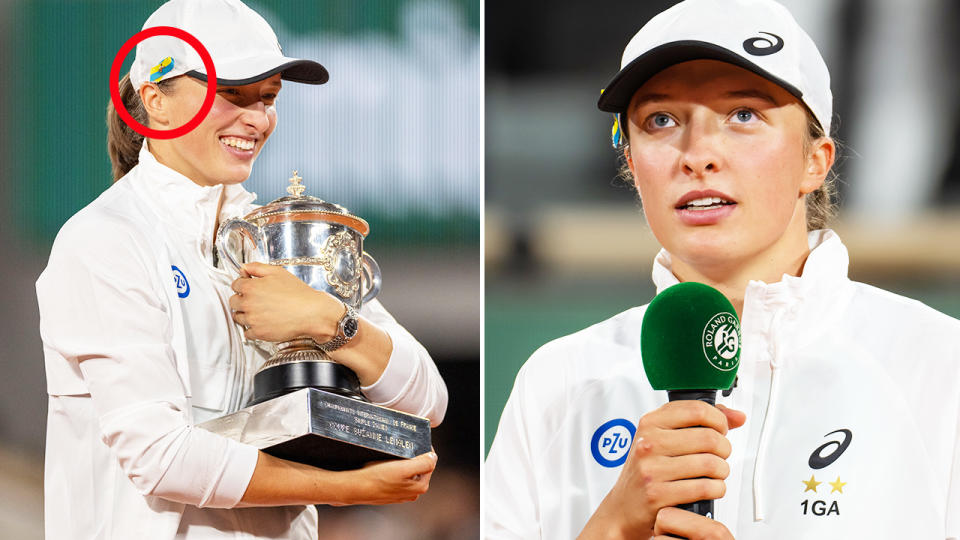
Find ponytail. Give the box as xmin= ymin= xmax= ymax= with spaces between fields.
xmin=105 ymin=73 xmax=175 ymax=181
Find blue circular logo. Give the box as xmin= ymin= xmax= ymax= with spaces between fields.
xmin=590 ymin=418 xmax=636 ymax=468
xmin=171 ymin=265 xmax=190 ymax=298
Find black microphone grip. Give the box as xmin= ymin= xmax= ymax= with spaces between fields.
xmin=663 ymin=390 xmax=718 ymax=539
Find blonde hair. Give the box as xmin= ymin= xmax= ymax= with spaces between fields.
xmin=616 ymin=112 xmax=838 ymax=231
xmin=800 ymin=116 xmax=837 ymax=230
xmin=105 ymin=74 xmax=176 ymax=181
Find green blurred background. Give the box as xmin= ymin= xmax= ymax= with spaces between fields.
xmin=8 ymin=0 xmax=480 ymax=247
xmin=0 ymin=1 xmax=479 ymax=538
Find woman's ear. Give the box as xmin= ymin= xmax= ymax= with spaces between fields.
xmin=800 ymin=136 xmax=835 ymax=195
xmin=138 ymin=82 xmax=170 ymax=127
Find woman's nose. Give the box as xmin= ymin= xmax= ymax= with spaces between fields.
xmin=679 ymin=117 xmax=722 ymax=177
xmin=240 ymin=100 xmax=272 ymax=133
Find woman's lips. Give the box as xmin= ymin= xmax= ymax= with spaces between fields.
xmin=219 ymin=137 xmax=256 ymax=160
xmin=675 ymin=202 xmax=737 ymax=225
xmin=673 ymin=190 xmax=737 ymax=225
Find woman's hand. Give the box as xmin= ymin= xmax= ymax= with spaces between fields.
xmin=228 ymin=262 xmax=394 ymax=385
xmin=652 ymin=507 xmax=735 ymax=540
xmin=229 ymin=262 xmax=341 ymax=343
xmin=578 ymin=402 xmax=745 ymax=539
xmin=328 ymin=452 xmax=438 ymax=506
xmin=239 ymin=451 xmax=438 ymax=507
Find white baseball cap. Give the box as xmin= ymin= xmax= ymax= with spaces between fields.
xmin=129 ymin=0 xmax=328 ymax=90
xmin=598 ymin=0 xmax=832 ymax=134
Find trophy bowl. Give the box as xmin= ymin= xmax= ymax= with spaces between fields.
xmin=202 ymin=171 xmax=431 ymax=471
xmin=216 ymin=171 xmax=381 ymax=404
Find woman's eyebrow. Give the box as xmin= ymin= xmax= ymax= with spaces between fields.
xmin=724 ymin=89 xmax=779 ymax=106
xmin=629 ymin=89 xmax=779 ymax=112
xmin=630 ymin=92 xmax=671 ymax=109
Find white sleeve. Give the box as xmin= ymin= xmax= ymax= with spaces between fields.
xmin=37 ymin=216 xmax=257 ymax=508
xmin=358 ymin=299 xmax=448 ymax=427
xmin=484 ymin=360 xmax=544 ymax=539
xmin=946 ymin=394 xmax=960 ymax=539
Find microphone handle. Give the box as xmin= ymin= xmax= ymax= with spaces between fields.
xmin=664 ymin=390 xmax=718 ymax=539
xmin=666 ymin=389 xmax=717 ymax=406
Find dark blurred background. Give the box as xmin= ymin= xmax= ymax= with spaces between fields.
xmin=0 ymin=1 xmax=480 ymax=538
xmin=485 ymin=0 xmax=960 ymax=452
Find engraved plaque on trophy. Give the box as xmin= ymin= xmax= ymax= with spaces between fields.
xmin=197 ymin=171 xmax=431 ymax=471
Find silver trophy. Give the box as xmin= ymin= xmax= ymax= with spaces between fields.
xmin=217 ymin=171 xmax=381 ymax=404
xmin=199 ymin=171 xmax=430 ymax=471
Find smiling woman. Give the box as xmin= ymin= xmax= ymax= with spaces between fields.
xmin=143 ymin=74 xmax=281 ymax=186
xmin=38 ymin=0 xmax=448 ymax=539
xmin=108 ymin=72 xmax=282 ymax=186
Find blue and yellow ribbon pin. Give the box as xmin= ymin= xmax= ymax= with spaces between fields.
xmin=611 ymin=114 xmax=624 ymax=148
xmin=601 ymin=88 xmax=624 ymax=148
xmin=149 ymin=56 xmax=174 ymax=82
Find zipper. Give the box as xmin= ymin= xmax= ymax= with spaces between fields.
xmin=214 ymin=272 xmax=246 ymax=413
xmin=752 ymin=303 xmax=789 ymax=522
xmin=202 ymin=189 xmax=256 ymax=413
xmin=194 ymin=226 xmax=247 ymax=414
xmin=216 ymin=278 xmax=244 ymax=412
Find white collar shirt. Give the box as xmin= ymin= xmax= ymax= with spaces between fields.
xmin=38 ymin=142 xmax=447 ymax=539
xmin=485 ymin=230 xmax=960 ymax=539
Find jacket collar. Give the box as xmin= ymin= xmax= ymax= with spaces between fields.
xmin=127 ymin=141 xmax=257 ymax=246
xmin=651 ymin=229 xmax=849 ymax=296
xmin=651 ymin=229 xmax=854 ymax=359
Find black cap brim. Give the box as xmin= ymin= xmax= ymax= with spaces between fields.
xmin=187 ymin=59 xmax=329 ymax=86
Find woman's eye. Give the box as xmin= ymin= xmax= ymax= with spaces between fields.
xmin=647 ymin=113 xmax=677 ymax=129
xmin=732 ymin=109 xmax=756 ymax=123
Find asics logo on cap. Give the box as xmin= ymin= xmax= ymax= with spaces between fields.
xmin=743 ymin=32 xmax=784 ymax=56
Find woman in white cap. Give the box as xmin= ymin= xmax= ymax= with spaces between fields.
xmin=485 ymin=0 xmax=960 ymax=538
xmin=37 ymin=0 xmax=447 ymax=538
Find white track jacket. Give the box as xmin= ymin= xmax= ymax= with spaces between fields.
xmin=38 ymin=143 xmax=448 ymax=539
xmin=486 ymin=230 xmax=960 ymax=539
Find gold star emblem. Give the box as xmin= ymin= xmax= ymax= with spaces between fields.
xmin=828 ymin=476 xmax=847 ymax=494
xmin=802 ymin=474 xmax=821 ymax=493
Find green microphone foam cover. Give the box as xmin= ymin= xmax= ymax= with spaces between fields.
xmin=641 ymin=282 xmax=741 ymax=391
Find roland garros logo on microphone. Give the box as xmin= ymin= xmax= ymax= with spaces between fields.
xmin=702 ymin=312 xmax=740 ymax=371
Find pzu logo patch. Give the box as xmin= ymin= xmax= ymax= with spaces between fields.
xmin=171 ymin=265 xmax=190 ymax=298
xmin=590 ymin=419 xmax=635 ymax=468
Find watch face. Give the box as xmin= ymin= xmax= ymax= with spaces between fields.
xmin=343 ymin=317 xmax=359 ymax=338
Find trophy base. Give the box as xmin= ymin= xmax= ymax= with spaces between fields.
xmin=197 ymin=388 xmax=432 ymax=471
xmin=250 ymin=361 xmax=365 ymax=405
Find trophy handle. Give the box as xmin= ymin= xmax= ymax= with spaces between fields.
xmin=360 ymin=252 xmax=382 ymax=304
xmin=216 ymin=218 xmax=262 ymax=276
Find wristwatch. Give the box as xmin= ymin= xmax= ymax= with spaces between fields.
xmin=316 ymin=303 xmax=360 ymax=352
